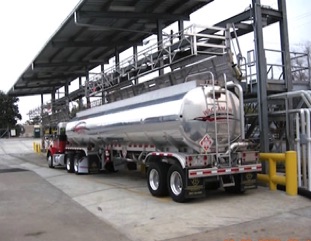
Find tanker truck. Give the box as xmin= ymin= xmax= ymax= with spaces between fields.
xmin=46 ymin=72 xmax=261 ymax=202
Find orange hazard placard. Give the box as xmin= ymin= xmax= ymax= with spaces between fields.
xmin=199 ymin=134 xmax=214 ymax=152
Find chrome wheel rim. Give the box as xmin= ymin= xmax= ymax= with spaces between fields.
xmin=66 ymin=158 xmax=70 ymax=170
xmin=74 ymin=158 xmax=79 ymax=172
xmin=149 ymin=169 xmax=159 ymax=191
xmin=170 ymin=171 xmax=182 ymax=196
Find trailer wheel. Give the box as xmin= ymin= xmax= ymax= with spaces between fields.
xmin=147 ymin=162 xmax=168 ymax=197
xmin=74 ymin=155 xmax=80 ymax=174
xmin=66 ymin=154 xmax=74 ymax=173
xmin=47 ymin=153 xmax=54 ymax=168
xmin=167 ymin=164 xmax=187 ymax=203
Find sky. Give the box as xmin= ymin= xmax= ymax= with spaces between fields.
xmin=0 ymin=0 xmax=311 ymax=123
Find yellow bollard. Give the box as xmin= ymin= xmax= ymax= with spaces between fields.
xmin=258 ymin=152 xmax=297 ymax=196
xmin=268 ymin=157 xmax=277 ymax=191
xmin=33 ymin=142 xmax=36 ymax=152
xmin=285 ymin=151 xmax=297 ymax=195
xmin=36 ymin=143 xmax=41 ymax=154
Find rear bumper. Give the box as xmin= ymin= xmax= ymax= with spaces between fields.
xmin=188 ymin=164 xmax=262 ymax=179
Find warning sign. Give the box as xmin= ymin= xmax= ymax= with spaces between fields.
xmin=199 ymin=134 xmax=214 ymax=152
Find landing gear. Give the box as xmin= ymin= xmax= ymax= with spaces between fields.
xmin=224 ymin=174 xmax=245 ymax=194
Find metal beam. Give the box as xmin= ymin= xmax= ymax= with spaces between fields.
xmin=8 ymin=90 xmax=52 ymax=97
xmin=22 ymin=75 xmax=75 ymax=82
xmin=14 ymin=83 xmax=63 ymax=90
xmin=51 ymin=40 xmax=142 ymax=48
xmin=32 ymin=61 xmax=102 ymax=69
xmin=78 ymin=11 xmax=190 ymax=21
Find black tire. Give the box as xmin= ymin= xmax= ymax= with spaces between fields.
xmin=47 ymin=153 xmax=54 ymax=169
xmin=74 ymin=155 xmax=80 ymax=174
xmin=224 ymin=174 xmax=245 ymax=194
xmin=167 ymin=164 xmax=187 ymax=203
xmin=66 ymin=154 xmax=74 ymax=173
xmin=147 ymin=162 xmax=168 ymax=197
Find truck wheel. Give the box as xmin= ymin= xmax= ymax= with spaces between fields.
xmin=66 ymin=154 xmax=74 ymax=173
xmin=167 ymin=164 xmax=187 ymax=203
xmin=147 ymin=162 xmax=168 ymax=197
xmin=47 ymin=154 xmax=54 ymax=168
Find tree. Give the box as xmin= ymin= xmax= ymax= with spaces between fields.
xmin=291 ymin=41 xmax=311 ymax=82
xmin=0 ymin=91 xmax=22 ymax=130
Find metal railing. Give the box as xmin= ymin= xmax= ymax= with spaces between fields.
xmin=86 ymin=24 xmax=228 ymax=98
xmin=246 ymin=48 xmax=310 ymax=92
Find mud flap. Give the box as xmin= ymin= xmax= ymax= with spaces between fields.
xmin=185 ymin=177 xmax=206 ymax=199
xmin=241 ymin=172 xmax=257 ymax=189
xmin=88 ymin=155 xmax=100 ymax=173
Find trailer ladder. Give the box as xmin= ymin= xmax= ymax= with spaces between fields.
xmin=203 ymin=72 xmax=231 ymax=165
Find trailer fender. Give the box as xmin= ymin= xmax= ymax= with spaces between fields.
xmin=144 ymin=152 xmax=187 ymax=168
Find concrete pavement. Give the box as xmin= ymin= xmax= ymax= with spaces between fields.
xmin=0 ymin=166 xmax=131 ymax=241
xmin=1 ymin=138 xmax=311 ymax=241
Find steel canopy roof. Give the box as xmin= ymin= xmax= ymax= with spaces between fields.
xmin=7 ymin=0 xmax=214 ymax=97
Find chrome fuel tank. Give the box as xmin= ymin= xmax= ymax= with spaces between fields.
xmin=66 ymin=81 xmax=241 ymax=153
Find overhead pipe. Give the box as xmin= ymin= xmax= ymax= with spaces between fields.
xmin=268 ymin=90 xmax=311 ymax=108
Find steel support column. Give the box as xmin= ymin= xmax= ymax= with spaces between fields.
xmin=41 ymin=94 xmax=44 ymax=117
xmin=101 ymin=64 xmax=105 ymax=104
xmin=85 ymin=67 xmax=90 ymax=108
xmin=252 ymin=0 xmax=270 ymax=156
xmin=78 ymin=77 xmax=83 ymax=110
xmin=157 ymin=20 xmax=164 ymax=76
xmin=51 ymin=88 xmax=56 ymax=115
xmin=278 ymin=0 xmax=294 ymax=150
xmin=115 ymin=47 xmax=120 ymax=84
xmin=65 ymin=81 xmax=69 ymax=116
xmin=178 ymin=20 xmax=184 ymax=40
xmin=133 ymin=45 xmax=138 ymax=85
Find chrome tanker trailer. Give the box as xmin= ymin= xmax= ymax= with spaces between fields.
xmin=47 ymin=73 xmax=261 ymax=202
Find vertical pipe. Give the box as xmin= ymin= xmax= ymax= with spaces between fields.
xmin=301 ymin=111 xmax=307 ymax=187
xmin=305 ymin=110 xmax=311 ymax=190
xmin=296 ymin=112 xmax=302 ymax=187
